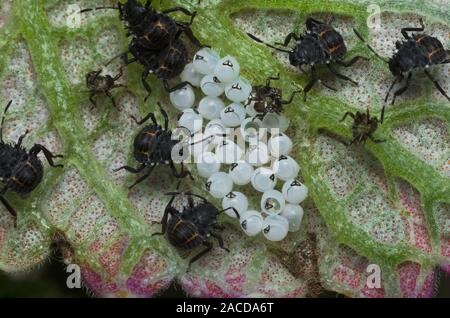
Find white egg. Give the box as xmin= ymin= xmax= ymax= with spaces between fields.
xmin=268 ymin=133 xmax=293 ymax=157
xmin=240 ymin=210 xmax=263 ymax=236
xmin=245 ymin=100 xmax=258 ymax=117
xmin=193 ymin=48 xmax=220 ymax=74
xmin=272 ymin=155 xmax=300 ymax=181
xmin=281 ymin=204 xmax=304 ymax=232
xmin=262 ymin=113 xmax=282 ymax=130
xmin=262 ymin=215 xmax=289 ymax=241
xmin=200 ymin=75 xmax=225 ymax=97
xmin=180 ymin=63 xmax=202 ymax=87
xmin=278 ymin=114 xmax=290 ymax=133
xmin=251 ymin=167 xmax=276 ymax=192
xmin=240 ymin=117 xmax=266 ymax=142
xmin=245 ymin=142 xmax=270 ymax=166
xmin=204 ymin=119 xmax=227 ymax=145
xmin=229 ymin=161 xmax=254 ymax=185
xmin=169 ymin=85 xmax=195 ymax=111
xmin=178 ymin=109 xmax=203 ymax=135
xmin=215 ymin=139 xmax=243 ymax=164
xmin=197 ymin=151 xmax=220 ymax=178
xmin=220 ymin=103 xmax=246 ymax=127
xmin=225 ymin=77 xmax=252 ymax=102
xmin=198 ymin=96 xmax=225 ymax=120
xmin=214 ymin=56 xmax=240 ymax=83
xmin=222 ymin=191 xmax=248 ymax=218
xmin=187 ymin=132 xmax=212 ymax=159
xmin=206 ymin=172 xmax=233 ymax=199
xmin=261 ymin=190 xmax=286 ymax=215
xmin=281 ymin=179 xmax=308 ymax=204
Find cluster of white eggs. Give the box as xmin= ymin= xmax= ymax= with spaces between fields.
xmin=168 ymin=48 xmax=308 ymax=241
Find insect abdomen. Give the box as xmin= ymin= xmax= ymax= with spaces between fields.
xmin=316 ymin=26 xmax=347 ymax=59
xmin=133 ymin=125 xmax=160 ymax=163
xmin=7 ymin=156 xmax=43 ymax=194
xmin=167 ymin=217 xmax=203 ymax=249
xmin=141 ymin=15 xmax=177 ymax=50
xmin=154 ymin=41 xmax=188 ymax=79
xmin=415 ymin=34 xmax=447 ymax=64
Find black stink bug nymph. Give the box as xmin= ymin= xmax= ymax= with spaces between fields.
xmin=0 ymin=101 xmax=64 ymax=226
xmin=247 ymin=74 xmax=301 ymax=119
xmin=340 ymin=105 xmax=386 ymax=145
xmin=82 ymin=0 xmax=206 ymax=101
xmin=248 ymin=17 xmax=368 ymax=100
xmin=85 ymin=68 xmax=126 ymax=108
xmin=354 ymin=18 xmax=450 ymax=104
xmin=153 ymin=189 xmax=240 ymax=269
xmin=114 ymin=102 xmax=194 ymax=189
xmin=81 ymin=0 xmax=202 ymax=51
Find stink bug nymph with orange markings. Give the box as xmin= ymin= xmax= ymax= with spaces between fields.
xmin=0 ymin=101 xmax=64 ymax=227
xmin=248 ymin=17 xmax=368 ymax=101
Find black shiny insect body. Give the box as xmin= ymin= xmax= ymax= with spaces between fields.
xmin=121 ymin=37 xmax=195 ymax=101
xmin=248 ymin=17 xmax=368 ymax=100
xmin=247 ymin=74 xmax=301 ymax=119
xmin=114 ymin=102 xmax=193 ymax=189
xmin=340 ymin=105 xmax=385 ymax=145
xmin=50 ymin=230 xmax=75 ymax=265
xmin=86 ymin=68 xmax=125 ymax=108
xmin=153 ymin=190 xmax=239 ymax=269
xmin=354 ymin=18 xmax=450 ymax=104
xmin=0 ymin=101 xmax=63 ymax=226
xmin=81 ymin=1 xmax=205 ymax=101
xmin=82 ymin=1 xmax=201 ymax=50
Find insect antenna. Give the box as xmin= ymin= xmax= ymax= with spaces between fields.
xmin=104 ymin=51 xmax=129 ymax=67
xmin=1 ymin=100 xmax=12 ymax=143
xmin=79 ymin=6 xmax=118 ymax=14
xmin=247 ymin=33 xmax=292 ymax=53
xmin=353 ymin=28 xmax=388 ymax=63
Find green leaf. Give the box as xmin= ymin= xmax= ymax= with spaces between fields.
xmin=0 ymin=0 xmax=448 ymax=297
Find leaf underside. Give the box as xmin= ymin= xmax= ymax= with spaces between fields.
xmin=0 ymin=0 xmax=448 ymax=297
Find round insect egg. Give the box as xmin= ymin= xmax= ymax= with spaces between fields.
xmin=278 ymin=114 xmax=290 ymax=133
xmin=178 ymin=109 xmax=203 ymax=135
xmin=262 ymin=215 xmax=289 ymax=241
xmin=229 ymin=161 xmax=254 ymax=185
xmin=187 ymin=132 xmax=212 ymax=159
xmin=240 ymin=117 xmax=266 ymax=142
xmin=204 ymin=119 xmax=227 ymax=145
xmin=240 ymin=210 xmax=264 ymax=236
xmin=214 ymin=56 xmax=240 ymax=83
xmin=245 ymin=100 xmax=258 ymax=117
xmin=197 ymin=151 xmax=220 ymax=178
xmin=262 ymin=113 xmax=282 ymax=130
xmin=245 ymin=142 xmax=270 ymax=166
xmin=206 ymin=172 xmax=233 ymax=199
xmin=198 ymin=96 xmax=225 ymax=120
xmin=282 ymin=179 xmax=308 ymax=204
xmin=169 ymin=85 xmax=195 ymax=111
xmin=261 ymin=190 xmax=285 ymax=215
xmin=200 ymin=75 xmax=225 ymax=97
xmin=222 ymin=191 xmax=248 ymax=218
xmin=251 ymin=167 xmax=276 ymax=192
xmin=220 ymin=103 xmax=246 ymax=127
xmin=268 ymin=133 xmax=293 ymax=157
xmin=281 ymin=204 xmax=304 ymax=232
xmin=225 ymin=77 xmax=252 ymax=102
xmin=193 ymin=48 xmax=220 ymax=74
xmin=180 ymin=63 xmax=202 ymax=87
xmin=215 ymin=139 xmax=243 ymax=164
xmin=272 ymin=155 xmax=300 ymax=181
